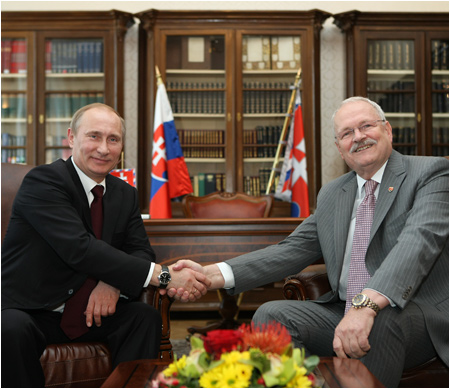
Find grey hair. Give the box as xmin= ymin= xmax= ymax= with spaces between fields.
xmin=331 ymin=96 xmax=386 ymax=134
xmin=69 ymin=103 xmax=126 ymax=139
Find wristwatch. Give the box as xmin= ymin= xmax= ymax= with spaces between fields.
xmin=158 ymin=265 xmax=171 ymax=289
xmin=352 ymin=293 xmax=380 ymax=315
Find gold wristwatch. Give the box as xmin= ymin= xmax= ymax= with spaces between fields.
xmin=352 ymin=293 xmax=380 ymax=315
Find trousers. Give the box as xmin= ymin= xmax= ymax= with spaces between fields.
xmin=252 ymin=299 xmax=436 ymax=387
xmin=1 ymin=299 xmax=162 ymax=387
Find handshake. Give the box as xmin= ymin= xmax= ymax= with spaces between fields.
xmin=158 ymin=260 xmax=224 ymax=302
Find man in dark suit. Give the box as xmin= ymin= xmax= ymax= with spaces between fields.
xmin=1 ymin=103 xmax=209 ymax=387
xmin=169 ymin=97 xmax=449 ymax=387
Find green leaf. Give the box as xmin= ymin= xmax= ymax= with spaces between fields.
xmin=303 ymin=355 xmax=320 ymax=374
xmin=190 ymin=336 xmax=204 ymax=351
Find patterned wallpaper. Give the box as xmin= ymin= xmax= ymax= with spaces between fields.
xmin=123 ymin=18 xmax=349 ymax=189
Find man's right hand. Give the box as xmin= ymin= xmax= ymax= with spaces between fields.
xmin=162 ymin=260 xmax=225 ymax=302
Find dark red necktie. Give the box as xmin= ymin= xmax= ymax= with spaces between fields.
xmin=60 ymin=185 xmax=103 ymax=339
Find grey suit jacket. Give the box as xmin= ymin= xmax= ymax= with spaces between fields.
xmin=227 ymin=150 xmax=449 ymax=365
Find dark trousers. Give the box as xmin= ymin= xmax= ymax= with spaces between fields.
xmin=1 ymin=300 xmax=162 ymax=388
xmin=253 ymin=299 xmax=437 ymax=388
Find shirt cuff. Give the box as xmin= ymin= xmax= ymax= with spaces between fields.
xmin=144 ymin=262 xmax=155 ymax=288
xmin=217 ymin=262 xmax=236 ymax=289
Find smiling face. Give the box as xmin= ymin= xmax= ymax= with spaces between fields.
xmin=334 ymin=100 xmax=393 ymax=180
xmin=68 ymin=106 xmax=123 ymax=183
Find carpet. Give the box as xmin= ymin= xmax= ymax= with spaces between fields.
xmin=171 ymin=338 xmax=191 ymax=358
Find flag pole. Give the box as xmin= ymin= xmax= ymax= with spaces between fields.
xmin=265 ymin=67 xmax=302 ymax=195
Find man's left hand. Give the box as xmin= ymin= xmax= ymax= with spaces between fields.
xmin=85 ymin=281 xmax=120 ymax=328
xmin=333 ymin=307 xmax=375 ymax=359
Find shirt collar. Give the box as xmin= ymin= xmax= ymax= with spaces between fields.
xmin=70 ymin=157 xmax=106 ymax=199
xmin=356 ymin=160 xmax=388 ymax=198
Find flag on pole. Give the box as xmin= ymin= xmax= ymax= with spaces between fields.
xmin=110 ymin=168 xmax=136 ymax=187
xmin=149 ymin=80 xmax=193 ymax=218
xmin=275 ymin=85 xmax=310 ymax=218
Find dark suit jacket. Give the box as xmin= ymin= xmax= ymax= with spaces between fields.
xmin=2 ymin=158 xmax=155 ymax=310
xmin=227 ymin=150 xmax=449 ymax=365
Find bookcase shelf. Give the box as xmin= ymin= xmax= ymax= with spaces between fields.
xmin=137 ymin=9 xmax=329 ymax=212
xmin=334 ymin=10 xmax=449 ymax=157
xmin=1 ymin=10 xmax=134 ymax=165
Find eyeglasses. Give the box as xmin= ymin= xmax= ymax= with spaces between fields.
xmin=336 ymin=119 xmax=386 ymax=142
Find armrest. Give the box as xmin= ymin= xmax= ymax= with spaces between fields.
xmin=283 ymin=264 xmax=331 ymax=301
xmin=139 ymin=286 xmax=174 ymax=362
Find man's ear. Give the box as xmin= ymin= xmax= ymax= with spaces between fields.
xmin=67 ymin=128 xmax=74 ymax=148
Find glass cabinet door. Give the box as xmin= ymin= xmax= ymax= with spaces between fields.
xmin=366 ymin=39 xmax=417 ymax=155
xmin=241 ymin=34 xmax=301 ymax=195
xmin=165 ymin=34 xmax=227 ymax=196
xmin=1 ymin=37 xmax=29 ymax=163
xmin=430 ymin=38 xmax=449 ymax=156
xmin=44 ymin=38 xmax=105 ymax=163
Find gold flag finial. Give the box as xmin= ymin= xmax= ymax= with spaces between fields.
xmin=155 ymin=66 xmax=163 ymax=86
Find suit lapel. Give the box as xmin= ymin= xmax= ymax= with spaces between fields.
xmin=370 ymin=150 xmax=406 ymax=241
xmin=65 ymin=158 xmax=92 ymax=229
xmin=334 ymin=173 xmax=358 ymax=277
xmin=102 ymin=175 xmax=123 ymax=243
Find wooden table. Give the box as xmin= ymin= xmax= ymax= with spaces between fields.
xmin=101 ymin=357 xmax=384 ymax=388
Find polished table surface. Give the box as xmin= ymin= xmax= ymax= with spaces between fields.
xmin=101 ymin=356 xmax=384 ymax=388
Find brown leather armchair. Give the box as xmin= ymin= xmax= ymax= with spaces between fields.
xmin=1 ymin=163 xmax=173 ymax=387
xmin=182 ymin=191 xmax=273 ymax=218
xmin=283 ymin=264 xmax=449 ymax=388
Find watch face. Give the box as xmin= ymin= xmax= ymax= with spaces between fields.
xmin=159 ymin=272 xmax=171 ymax=284
xmin=352 ymin=294 xmax=365 ymax=305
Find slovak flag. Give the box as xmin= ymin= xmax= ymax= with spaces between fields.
xmin=275 ymin=84 xmax=310 ymax=218
xmin=149 ymin=82 xmax=193 ymax=218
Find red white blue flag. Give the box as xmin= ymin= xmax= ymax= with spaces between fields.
xmin=149 ymin=82 xmax=193 ymax=218
xmin=110 ymin=168 xmax=136 ymax=187
xmin=275 ymin=85 xmax=310 ymax=218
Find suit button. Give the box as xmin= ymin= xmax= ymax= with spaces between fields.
xmin=68 ymin=289 xmax=74 ymax=295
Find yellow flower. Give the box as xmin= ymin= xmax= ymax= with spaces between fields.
xmin=286 ymin=366 xmax=312 ymax=388
xmin=221 ymin=350 xmax=250 ymax=364
xmin=216 ymin=363 xmax=252 ymax=388
xmin=199 ymin=367 xmax=222 ymax=388
xmin=163 ymin=354 xmax=187 ymax=377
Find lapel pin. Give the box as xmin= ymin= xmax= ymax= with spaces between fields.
xmin=388 ymin=187 xmax=394 ymax=192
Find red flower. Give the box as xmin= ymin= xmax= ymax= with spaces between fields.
xmin=202 ymin=329 xmax=243 ymax=359
xmin=239 ymin=321 xmax=292 ymax=355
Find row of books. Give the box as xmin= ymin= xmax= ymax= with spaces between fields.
xmin=369 ymin=93 xmax=415 ymax=113
xmin=243 ymin=168 xmax=279 ymax=196
xmin=431 ymin=126 xmax=450 ymax=144
xmin=46 ymin=93 xmax=104 ymax=118
xmin=244 ymin=125 xmax=283 ymax=145
xmin=190 ymin=173 xmax=226 ymax=196
xmin=168 ymin=91 xmax=225 ymax=114
xmin=431 ymin=146 xmax=449 ymax=157
xmin=392 ymin=127 xmax=416 ymax=144
xmin=367 ymin=80 xmax=415 ymax=91
xmin=431 ymin=40 xmax=449 ymax=71
xmin=167 ymin=81 xmax=225 ymax=90
xmin=368 ymin=40 xmax=414 ymax=70
xmin=432 ymin=93 xmax=450 ymax=113
xmin=244 ymin=146 xmax=277 ymax=158
xmin=1 ymin=39 xmax=27 ymax=74
xmin=184 ymin=148 xmax=225 ymax=158
xmin=243 ymin=81 xmax=291 ymax=90
xmin=1 ymin=133 xmax=26 ymax=147
xmin=178 ymin=129 xmax=224 ymax=145
xmin=243 ymin=90 xmax=291 ymax=114
xmin=1 ymin=149 xmax=26 ymax=164
xmin=45 ymin=39 xmax=104 ymax=74
xmin=1 ymin=94 xmax=26 ymax=118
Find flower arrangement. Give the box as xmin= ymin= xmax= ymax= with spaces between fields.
xmin=153 ymin=322 xmax=320 ymax=388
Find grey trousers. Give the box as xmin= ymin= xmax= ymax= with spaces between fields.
xmin=252 ymin=299 xmax=436 ymax=387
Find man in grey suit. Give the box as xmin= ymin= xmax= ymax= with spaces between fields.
xmin=169 ymin=97 xmax=449 ymax=387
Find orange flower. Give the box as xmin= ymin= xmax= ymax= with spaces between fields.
xmin=239 ymin=322 xmax=292 ymax=355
